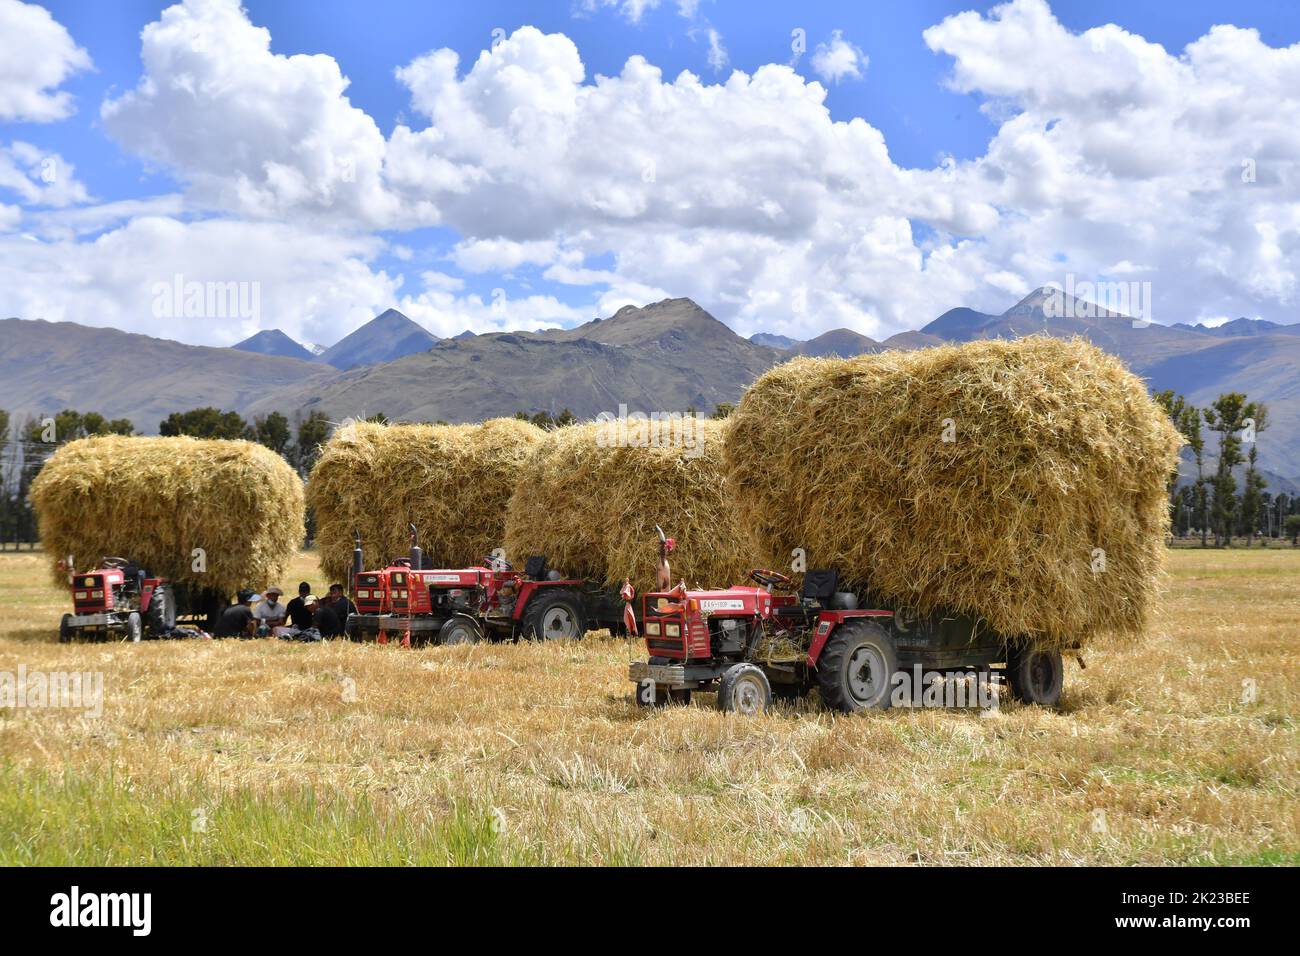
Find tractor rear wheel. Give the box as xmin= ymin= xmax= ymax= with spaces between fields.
xmin=523 ymin=591 xmax=584 ymax=641
xmin=124 ymin=611 xmax=143 ymax=643
xmin=816 ymin=621 xmax=897 ymax=713
xmin=1004 ymin=645 xmax=1063 ymax=707
xmin=59 ymin=613 xmax=74 ymax=643
xmin=438 ymin=615 xmax=483 ymax=645
xmin=146 ymin=585 xmax=176 ymax=637
xmin=717 ymin=663 xmax=772 ymax=715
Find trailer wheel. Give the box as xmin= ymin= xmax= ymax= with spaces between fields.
xmin=146 ymin=585 xmax=176 ymax=637
xmin=124 ymin=611 xmax=143 ymax=643
xmin=717 ymin=663 xmax=772 ymax=715
xmin=59 ymin=613 xmax=74 ymax=643
xmin=1004 ymin=645 xmax=1063 ymax=707
xmin=816 ymin=621 xmax=897 ymax=713
xmin=524 ymin=591 xmax=584 ymax=641
xmin=438 ymin=615 xmax=483 ymax=645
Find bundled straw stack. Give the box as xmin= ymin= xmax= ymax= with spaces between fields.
xmin=31 ymin=436 xmax=305 ymax=597
xmin=504 ymin=417 xmax=749 ymax=592
xmin=308 ymin=417 xmax=544 ymax=583
xmin=723 ymin=336 xmax=1184 ymax=649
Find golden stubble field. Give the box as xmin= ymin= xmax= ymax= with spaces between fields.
xmin=0 ymin=547 xmax=1295 ymax=865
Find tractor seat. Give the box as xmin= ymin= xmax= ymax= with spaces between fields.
xmin=523 ymin=555 xmax=547 ymax=580
xmin=773 ymin=569 xmax=839 ymax=617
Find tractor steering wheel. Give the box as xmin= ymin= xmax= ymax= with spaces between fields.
xmin=485 ymin=555 xmax=513 ymax=572
xmin=750 ymin=568 xmax=792 ymax=590
xmin=101 ymin=556 xmax=129 ymax=569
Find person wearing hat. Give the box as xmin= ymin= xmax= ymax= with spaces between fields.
xmin=254 ymin=586 xmax=287 ymax=637
xmin=311 ymin=591 xmax=346 ymax=638
xmin=215 ymin=590 xmax=259 ymax=638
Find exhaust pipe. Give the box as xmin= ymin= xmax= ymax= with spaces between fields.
xmin=351 ymin=530 xmax=363 ymax=592
xmin=408 ymin=523 xmax=423 ymax=571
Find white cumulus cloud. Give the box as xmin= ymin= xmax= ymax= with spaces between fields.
xmin=0 ymin=0 xmax=91 ymax=122
xmin=811 ymin=30 xmax=867 ymax=84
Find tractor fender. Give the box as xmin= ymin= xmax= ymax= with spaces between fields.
xmin=806 ymin=610 xmax=894 ymax=667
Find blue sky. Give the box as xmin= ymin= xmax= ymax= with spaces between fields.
xmin=2 ymin=0 xmax=1298 ymax=346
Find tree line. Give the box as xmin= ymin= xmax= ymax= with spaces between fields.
xmin=0 ymin=406 xmax=332 ymax=546
xmin=1154 ymin=390 xmax=1300 ymax=546
xmin=5 ymin=396 xmax=1299 ymax=548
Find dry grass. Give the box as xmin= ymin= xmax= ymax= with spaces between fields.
xmin=504 ymin=418 xmax=749 ymax=591
xmin=308 ymin=418 xmax=544 ymax=583
xmin=30 ymin=436 xmax=304 ymax=597
xmin=724 ymin=338 xmax=1185 ymax=649
xmin=0 ymin=547 xmax=1295 ymax=865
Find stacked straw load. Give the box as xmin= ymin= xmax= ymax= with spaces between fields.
xmin=722 ymin=336 xmax=1184 ymax=649
xmin=31 ymin=436 xmax=305 ymax=597
xmin=308 ymin=417 xmax=544 ymax=583
xmin=504 ymin=417 xmax=750 ymax=593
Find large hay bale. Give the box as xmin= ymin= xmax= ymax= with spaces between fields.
xmin=31 ymin=436 xmax=305 ymax=596
xmin=504 ymin=417 xmax=749 ymax=592
xmin=307 ymin=418 xmax=544 ymax=583
xmin=723 ymin=336 xmax=1184 ymax=649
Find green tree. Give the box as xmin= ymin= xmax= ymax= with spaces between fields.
xmin=1285 ymin=514 xmax=1300 ymax=546
xmin=159 ymin=407 xmax=252 ymax=440
xmin=0 ymin=409 xmax=10 ymax=545
xmin=253 ymin=411 xmax=292 ymax=456
xmin=1238 ymin=404 xmax=1268 ymax=546
xmin=292 ymin=410 xmax=331 ymax=477
xmin=1153 ymin=391 xmax=1197 ymax=536
xmin=1203 ymin=393 xmax=1260 ymax=547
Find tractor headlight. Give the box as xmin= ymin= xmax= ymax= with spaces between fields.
xmin=665 ymin=624 xmax=680 ymax=637
xmin=646 ymin=621 xmax=660 ymax=635
xmin=357 ymin=589 xmax=369 ymax=599
xmin=92 ymin=590 xmax=104 ymax=598
xmin=75 ymin=591 xmax=87 ymax=600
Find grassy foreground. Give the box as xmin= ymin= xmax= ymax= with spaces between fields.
xmin=0 ymin=548 xmax=1295 ymax=865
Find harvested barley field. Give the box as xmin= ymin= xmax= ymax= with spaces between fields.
xmin=0 ymin=547 xmax=1295 ymax=866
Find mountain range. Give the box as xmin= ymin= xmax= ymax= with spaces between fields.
xmin=3 ymin=291 xmax=1298 ymax=484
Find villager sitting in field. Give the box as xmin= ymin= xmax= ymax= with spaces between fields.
xmin=254 ymin=586 xmax=287 ymax=636
xmin=311 ymin=593 xmax=346 ymax=638
xmin=285 ymin=582 xmax=314 ymax=632
xmin=215 ymin=590 xmax=259 ymax=639
xmin=325 ymin=583 xmax=356 ymax=622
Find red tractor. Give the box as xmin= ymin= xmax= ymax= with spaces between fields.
xmin=630 ymin=568 xmax=1065 ymax=714
xmin=58 ymin=556 xmax=223 ymax=642
xmin=345 ymin=526 xmax=632 ymax=646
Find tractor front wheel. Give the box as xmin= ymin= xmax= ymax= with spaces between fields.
xmin=717 ymin=663 xmax=772 ymax=715
xmin=438 ymin=615 xmax=483 ymax=645
xmin=59 ymin=613 xmax=74 ymax=643
xmin=1004 ymin=645 xmax=1063 ymax=707
xmin=124 ymin=611 xmax=143 ymax=643
xmin=523 ymin=591 xmax=585 ymax=641
xmin=816 ymin=621 xmax=897 ymax=713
